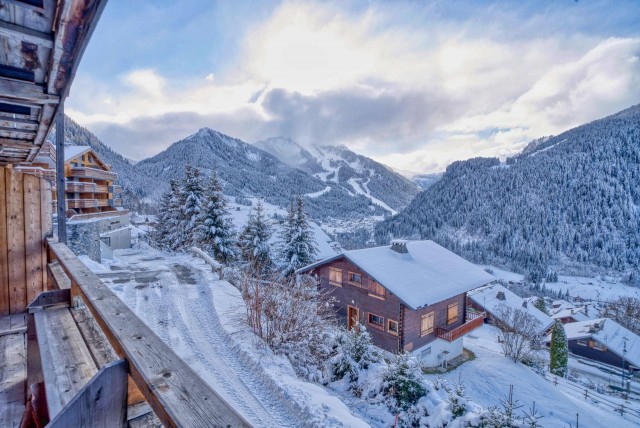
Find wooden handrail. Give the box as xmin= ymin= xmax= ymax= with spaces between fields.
xmin=436 ymin=313 xmax=485 ymax=342
xmin=47 ymin=239 xmax=251 ymax=428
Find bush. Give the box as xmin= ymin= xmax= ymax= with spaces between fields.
xmin=329 ymin=323 xmax=381 ymax=385
xmin=382 ymin=353 xmax=427 ymax=413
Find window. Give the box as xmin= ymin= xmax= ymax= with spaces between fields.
xmin=348 ymin=272 xmax=362 ymax=285
xmin=329 ymin=267 xmax=342 ymax=286
xmin=368 ymin=313 xmax=384 ymax=329
xmin=421 ymin=347 xmax=432 ymax=357
xmin=447 ymin=303 xmax=459 ymax=325
xmin=369 ymin=281 xmax=385 ymax=299
xmin=388 ymin=319 xmax=399 ymax=335
xmin=577 ymin=340 xmax=587 ymax=346
xmin=592 ymin=341 xmax=605 ymax=351
xmin=421 ymin=312 xmax=434 ymax=336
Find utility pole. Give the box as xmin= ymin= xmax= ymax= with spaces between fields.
xmin=621 ymin=337 xmax=628 ymax=390
xmin=56 ymin=106 xmax=67 ymax=244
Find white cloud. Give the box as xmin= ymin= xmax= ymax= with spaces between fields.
xmin=66 ymin=1 xmax=640 ymax=173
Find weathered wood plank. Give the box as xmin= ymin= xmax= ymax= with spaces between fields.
xmin=49 ymin=241 xmax=251 ymax=428
xmin=6 ymin=168 xmax=25 ymax=314
xmin=47 ymin=261 xmax=70 ymax=290
xmin=47 ymin=359 xmax=128 ymax=428
xmin=34 ymin=307 xmax=98 ymax=418
xmin=0 ymin=168 xmax=8 ymax=316
xmin=27 ymin=289 xmax=69 ymax=311
xmin=23 ymin=173 xmax=43 ymax=304
xmin=0 ymin=319 xmax=27 ymax=428
xmin=40 ymin=179 xmax=51 ymax=289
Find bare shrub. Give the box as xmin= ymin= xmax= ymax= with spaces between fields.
xmin=493 ymin=304 xmax=542 ymax=363
xmin=602 ymin=296 xmax=640 ymax=334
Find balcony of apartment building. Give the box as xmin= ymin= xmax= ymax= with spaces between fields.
xmin=436 ymin=311 xmax=486 ymax=342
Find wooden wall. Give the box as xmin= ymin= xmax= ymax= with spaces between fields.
xmin=0 ymin=166 xmax=52 ymax=315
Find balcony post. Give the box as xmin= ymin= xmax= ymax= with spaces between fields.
xmin=56 ymin=107 xmax=67 ymax=244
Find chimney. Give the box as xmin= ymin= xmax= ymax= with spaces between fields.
xmin=522 ymin=301 xmax=528 ymax=308
xmin=496 ymin=291 xmax=506 ymax=301
xmin=390 ymin=239 xmax=408 ymax=254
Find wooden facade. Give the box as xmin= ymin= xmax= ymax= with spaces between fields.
xmin=308 ymin=256 xmax=477 ymax=353
xmin=0 ymin=166 xmax=51 ymax=315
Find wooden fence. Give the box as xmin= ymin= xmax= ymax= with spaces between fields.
xmin=0 ymin=166 xmax=52 ymax=315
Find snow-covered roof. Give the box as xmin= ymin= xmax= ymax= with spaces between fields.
xmin=64 ymin=145 xmax=91 ymax=162
xmin=551 ymin=308 xmax=591 ymax=322
xmin=467 ymin=283 xmax=554 ymax=333
xmin=554 ymin=318 xmax=640 ymax=368
xmin=300 ymin=240 xmax=494 ymax=310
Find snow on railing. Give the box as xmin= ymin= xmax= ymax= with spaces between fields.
xmin=191 ymin=246 xmax=224 ymax=279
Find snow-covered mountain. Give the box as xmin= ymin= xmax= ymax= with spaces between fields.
xmin=375 ymin=103 xmax=640 ymax=277
xmin=254 ymin=138 xmax=420 ymax=214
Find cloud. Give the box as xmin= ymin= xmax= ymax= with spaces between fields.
xmin=66 ymin=1 xmax=640 ymax=173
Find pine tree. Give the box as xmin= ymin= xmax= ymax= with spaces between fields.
xmin=150 ymin=184 xmax=173 ymax=249
xmin=549 ymin=320 xmax=568 ymax=377
xmin=277 ymin=195 xmax=318 ymax=276
xmin=180 ymin=165 xmax=205 ymax=246
xmin=164 ymin=179 xmax=184 ymax=251
xmin=197 ymin=171 xmax=237 ymax=264
xmin=238 ymin=199 xmax=272 ymax=272
xmin=533 ymin=297 xmax=548 ymax=315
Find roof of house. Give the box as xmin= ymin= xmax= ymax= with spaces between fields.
xmin=467 ymin=283 xmax=554 ymax=333
xmin=551 ymin=308 xmax=592 ymax=322
xmin=553 ymin=318 xmax=640 ymax=368
xmin=64 ymin=146 xmax=93 ymax=163
xmin=299 ymin=240 xmax=494 ymax=310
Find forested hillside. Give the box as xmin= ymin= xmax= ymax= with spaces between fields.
xmin=375 ymin=104 xmax=640 ymax=278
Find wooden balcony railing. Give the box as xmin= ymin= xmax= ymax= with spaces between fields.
xmin=46 ymin=240 xmax=249 ymax=427
xmin=67 ymin=198 xmax=97 ymax=209
xmin=70 ymin=166 xmax=117 ymax=181
xmin=436 ymin=312 xmax=485 ymax=342
xmin=66 ymin=181 xmax=97 ymax=193
xmin=95 ymin=184 xmax=109 ymax=193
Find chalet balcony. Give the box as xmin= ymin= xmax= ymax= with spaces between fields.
xmin=109 ymin=198 xmax=122 ymax=207
xmin=109 ymin=184 xmax=122 ymax=194
xmin=70 ymin=166 xmax=117 ymax=181
xmin=436 ymin=312 xmax=485 ymax=342
xmin=67 ymin=198 xmax=98 ymax=209
xmin=66 ymin=181 xmax=97 ymax=193
xmin=95 ymin=184 xmax=109 ymax=193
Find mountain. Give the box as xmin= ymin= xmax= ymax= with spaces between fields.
xmin=254 ymin=138 xmax=420 ymax=214
xmin=375 ymin=104 xmax=640 ymax=277
xmin=410 ymin=173 xmax=442 ymax=190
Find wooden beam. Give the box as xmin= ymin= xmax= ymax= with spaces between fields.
xmin=0 ymin=20 xmax=54 ymax=49
xmin=0 ymin=168 xmax=8 ymax=316
xmin=0 ymin=125 xmax=36 ymax=135
xmin=0 ymin=0 xmax=46 ymax=12
xmin=55 ymin=109 xmax=66 ymax=243
xmin=0 ymin=79 xmax=58 ymax=104
xmin=0 ymin=116 xmax=39 ymax=126
xmin=48 ymin=241 xmax=252 ymax=428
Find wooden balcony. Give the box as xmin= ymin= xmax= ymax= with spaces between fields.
xmin=109 ymin=184 xmax=122 ymax=194
xmin=436 ymin=312 xmax=485 ymax=342
xmin=67 ymin=199 xmax=97 ymax=209
xmin=95 ymin=184 xmax=109 ymax=193
xmin=70 ymin=166 xmax=117 ymax=181
xmin=66 ymin=181 xmax=97 ymax=193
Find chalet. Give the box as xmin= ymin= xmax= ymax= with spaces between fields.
xmin=298 ymin=239 xmax=494 ymax=367
xmin=544 ymin=318 xmax=640 ymax=373
xmin=551 ymin=307 xmax=592 ymax=324
xmin=467 ymin=283 xmax=554 ymax=335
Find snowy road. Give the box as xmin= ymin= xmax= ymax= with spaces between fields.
xmin=94 ymin=249 xmax=303 ymax=427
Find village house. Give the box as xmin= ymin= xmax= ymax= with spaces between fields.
xmin=298 ymin=239 xmax=494 ymax=367
xmin=545 ymin=318 xmax=640 ymax=375
xmin=467 ymin=283 xmax=554 ymax=335
xmin=550 ymin=307 xmax=592 ymax=324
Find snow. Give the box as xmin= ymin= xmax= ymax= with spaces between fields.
xmin=304 ymin=186 xmax=331 ymax=198
xmin=63 ymin=145 xmax=91 ymax=162
xmin=347 ymin=178 xmax=397 ymax=215
xmin=304 ymin=240 xmax=494 ymax=310
xmin=551 ymin=308 xmax=592 ymax=322
xmin=555 ymin=319 xmax=640 ymax=368
xmin=467 ymin=283 xmax=554 ymax=333
xmin=442 ymin=325 xmax=638 ymax=428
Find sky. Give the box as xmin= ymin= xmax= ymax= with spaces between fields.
xmin=66 ymin=0 xmax=640 ymax=173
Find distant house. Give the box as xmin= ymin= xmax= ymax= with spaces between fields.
xmin=551 ymin=308 xmax=592 ymax=324
xmin=467 ymin=283 xmax=554 ymax=335
xmin=544 ymin=318 xmax=640 ymax=372
xmin=297 ymin=240 xmax=494 ymax=367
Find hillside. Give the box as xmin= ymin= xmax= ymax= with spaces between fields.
xmin=375 ymin=104 xmax=640 ymax=277
xmin=255 ymin=137 xmax=420 ymax=214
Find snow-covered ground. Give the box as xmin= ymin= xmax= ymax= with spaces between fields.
xmin=85 ymin=246 xmax=367 ymax=427
xmin=442 ymin=325 xmax=638 ymax=428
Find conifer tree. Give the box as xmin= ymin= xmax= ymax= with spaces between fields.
xmin=197 ymin=171 xmax=236 ymax=264
xmin=533 ymin=297 xmax=548 ymax=315
xmin=151 ymin=184 xmax=173 ymax=249
xmin=549 ymin=320 xmax=568 ymax=377
xmin=278 ymin=195 xmax=318 ymax=276
xmin=163 ymin=179 xmax=184 ymax=251
xmin=180 ymin=165 xmax=205 ymax=245
xmin=238 ymin=199 xmax=272 ymax=272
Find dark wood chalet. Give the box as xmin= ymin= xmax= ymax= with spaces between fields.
xmin=298 ymin=240 xmax=494 ymax=366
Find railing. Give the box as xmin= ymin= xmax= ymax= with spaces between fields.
xmin=436 ymin=312 xmax=485 ymax=342
xmin=109 ymin=185 xmax=122 ymax=194
xmin=66 ymin=181 xmax=96 ymax=193
xmin=95 ymin=184 xmax=109 ymax=193
xmin=96 ymin=199 xmax=109 ymax=207
xmin=70 ymin=166 xmax=117 ymax=181
xmin=46 ymin=239 xmax=250 ymax=427
xmin=67 ymin=198 xmax=97 ymax=209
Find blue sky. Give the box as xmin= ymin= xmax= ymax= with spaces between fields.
xmin=67 ymin=0 xmax=640 ymax=172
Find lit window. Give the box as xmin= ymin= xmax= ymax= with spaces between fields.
xmin=348 ymin=272 xmax=362 ymax=285
xmin=329 ymin=267 xmax=342 ymax=286
xmin=421 ymin=312 xmax=434 ymax=336
xmin=447 ymin=303 xmax=459 ymax=325
xmin=368 ymin=313 xmax=384 ymax=329
xmin=369 ymin=281 xmax=385 ymax=299
xmin=592 ymin=341 xmax=605 ymax=351
xmin=388 ymin=319 xmax=399 ymax=335
xmin=577 ymin=340 xmax=587 ymax=346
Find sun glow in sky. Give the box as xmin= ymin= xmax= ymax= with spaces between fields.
xmin=67 ymin=0 xmax=640 ymax=173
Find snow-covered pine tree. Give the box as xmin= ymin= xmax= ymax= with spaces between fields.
xmin=549 ymin=320 xmax=568 ymax=377
xmin=150 ymin=184 xmax=173 ymax=249
xmin=238 ymin=199 xmax=272 ymax=272
xmin=197 ymin=171 xmax=237 ymax=264
xmin=164 ymin=179 xmax=184 ymax=251
xmin=180 ymin=165 xmax=205 ymax=246
xmin=277 ymin=195 xmax=318 ymax=276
